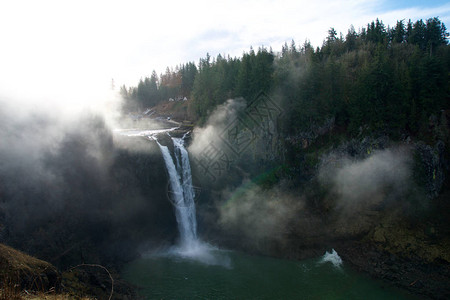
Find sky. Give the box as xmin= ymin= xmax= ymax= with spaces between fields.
xmin=0 ymin=0 xmax=449 ymax=109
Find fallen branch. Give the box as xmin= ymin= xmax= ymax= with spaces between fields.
xmin=409 ymin=279 xmax=418 ymax=286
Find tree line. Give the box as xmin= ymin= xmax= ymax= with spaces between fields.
xmin=122 ymin=17 xmax=449 ymax=139
xmin=120 ymin=62 xmax=198 ymax=112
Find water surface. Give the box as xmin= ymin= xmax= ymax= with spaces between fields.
xmin=123 ymin=249 xmax=417 ymax=300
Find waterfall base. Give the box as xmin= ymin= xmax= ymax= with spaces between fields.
xmin=142 ymin=241 xmax=231 ymax=268
xmin=168 ymin=241 xmax=231 ymax=267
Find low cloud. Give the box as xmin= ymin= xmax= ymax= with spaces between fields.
xmin=218 ymin=181 xmax=302 ymax=242
xmin=319 ymin=147 xmax=413 ymax=214
xmin=0 ymin=94 xmax=175 ymax=266
xmin=189 ymin=98 xmax=246 ymax=157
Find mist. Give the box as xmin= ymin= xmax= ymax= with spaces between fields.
xmin=218 ymin=181 xmax=302 ymax=242
xmin=189 ymin=96 xmax=301 ymax=248
xmin=189 ymin=96 xmax=418 ymax=251
xmin=189 ymin=98 xmax=247 ymax=158
xmin=319 ymin=147 xmax=413 ymax=215
xmin=0 ymin=93 xmax=177 ymax=267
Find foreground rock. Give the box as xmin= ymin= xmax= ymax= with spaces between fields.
xmin=0 ymin=243 xmax=60 ymax=292
xmin=0 ymin=243 xmax=138 ymax=299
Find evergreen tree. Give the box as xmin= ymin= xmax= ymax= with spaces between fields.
xmin=121 ymin=16 xmax=449 ymax=141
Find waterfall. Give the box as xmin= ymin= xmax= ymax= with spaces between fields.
xmin=156 ymin=134 xmax=198 ymax=250
xmin=119 ymin=128 xmax=228 ymax=265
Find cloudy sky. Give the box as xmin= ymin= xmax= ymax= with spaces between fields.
xmin=0 ymin=0 xmax=449 ymax=108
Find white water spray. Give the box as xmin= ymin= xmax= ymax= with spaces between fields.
xmin=320 ymin=249 xmax=343 ymax=268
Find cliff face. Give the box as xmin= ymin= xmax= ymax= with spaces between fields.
xmin=192 ymin=108 xmax=450 ymax=299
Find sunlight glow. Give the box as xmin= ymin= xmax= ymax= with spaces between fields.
xmin=0 ymin=0 xmax=449 ymax=108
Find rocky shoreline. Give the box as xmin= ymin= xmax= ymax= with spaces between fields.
xmin=336 ymin=241 xmax=450 ymax=300
xmin=204 ymin=231 xmax=449 ymax=299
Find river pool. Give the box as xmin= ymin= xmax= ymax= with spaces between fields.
xmin=123 ymin=246 xmax=417 ymax=300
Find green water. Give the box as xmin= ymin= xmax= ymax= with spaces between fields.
xmin=123 ymin=248 xmax=417 ymax=300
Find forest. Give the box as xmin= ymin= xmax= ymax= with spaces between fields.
xmin=122 ymin=17 xmax=449 ymax=142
